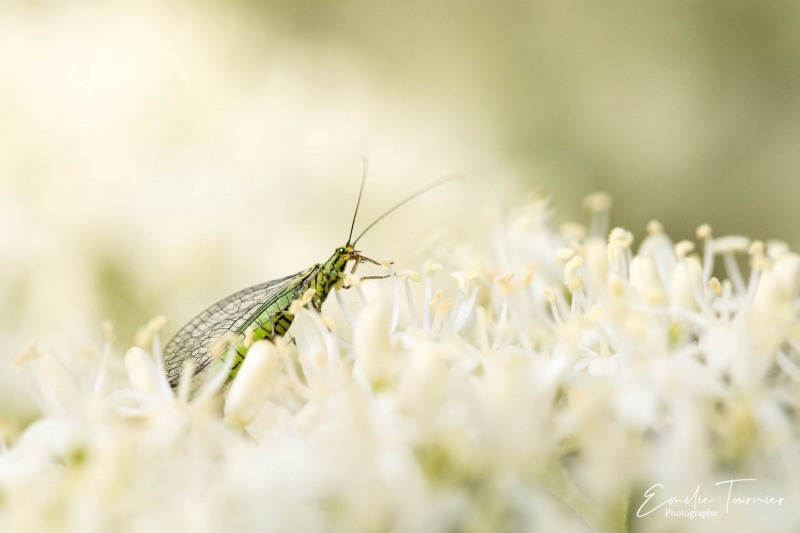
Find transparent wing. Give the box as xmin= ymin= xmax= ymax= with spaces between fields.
xmin=161 ymin=266 xmax=318 ymax=388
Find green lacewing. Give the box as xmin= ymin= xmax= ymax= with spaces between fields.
xmin=162 ymin=166 xmax=456 ymax=389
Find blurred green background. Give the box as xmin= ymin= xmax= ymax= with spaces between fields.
xmin=2 ymin=0 xmax=800 ymax=418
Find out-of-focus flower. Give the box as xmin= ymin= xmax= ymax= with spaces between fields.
xmin=2 ymin=194 xmax=799 ymax=532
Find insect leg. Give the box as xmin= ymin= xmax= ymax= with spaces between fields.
xmin=350 ymin=254 xmax=383 ymax=274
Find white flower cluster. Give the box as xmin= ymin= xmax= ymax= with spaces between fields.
xmin=2 ymin=194 xmax=799 ymax=532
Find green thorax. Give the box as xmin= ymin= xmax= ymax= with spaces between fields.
xmin=310 ymin=246 xmax=352 ymax=307
xmin=224 ymin=245 xmax=359 ymax=380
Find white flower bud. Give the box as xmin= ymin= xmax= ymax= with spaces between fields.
xmin=750 ymin=269 xmax=795 ymax=355
xmin=564 ymin=256 xmax=585 ymax=293
xmin=583 ymin=191 xmax=612 ymax=212
xmin=670 ymin=257 xmax=703 ymax=311
xmin=772 ymin=252 xmax=800 ymax=300
xmin=224 ymin=341 xmax=279 ymax=429
xmin=630 ymin=256 xmax=666 ymax=305
xmin=354 ymin=304 xmax=394 ymax=388
xmin=125 ymin=347 xmax=157 ymax=393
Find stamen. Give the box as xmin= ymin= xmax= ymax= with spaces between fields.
xmin=607 ymin=227 xmax=634 ymax=279
xmin=630 ymin=256 xmax=666 ymax=306
xmin=674 ymin=240 xmax=694 ymax=259
xmin=289 ymin=288 xmax=317 ymax=314
xmin=564 ymin=256 xmax=585 ymax=294
xmin=646 ymin=220 xmax=664 ymax=235
xmin=545 ymin=288 xmax=562 ymax=325
xmin=334 ymin=288 xmax=357 ymax=330
xmin=696 ymin=224 xmax=714 ymax=283
xmin=91 ymin=321 xmax=115 ymax=398
xmin=176 ymin=360 xmax=195 ymax=404
xmin=125 ymin=347 xmax=156 ymax=393
xmin=583 ymin=191 xmax=612 ymax=237
xmin=452 ymin=287 xmax=479 ymax=333
xmin=400 ymin=274 xmax=421 ymax=329
xmin=695 ymin=223 xmax=712 ymax=240
xmin=243 ymin=326 xmax=255 ymax=349
xmin=193 ymin=347 xmax=237 ymax=405
xmin=709 ymin=277 xmax=722 ymax=297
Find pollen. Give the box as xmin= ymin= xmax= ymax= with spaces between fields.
xmin=608 ymin=227 xmax=633 ymax=249
xmin=244 ymin=326 xmax=254 ymax=348
xmin=494 ymin=271 xmax=515 ymax=285
xmin=520 ymin=264 xmax=537 ymax=286
xmin=148 ymin=315 xmax=167 ymax=334
xmin=674 ymin=240 xmax=695 ymax=259
xmin=696 ymin=223 xmax=712 ymax=240
xmin=398 ymin=269 xmax=421 ymax=282
xmin=424 ymin=261 xmax=443 ymax=274
xmin=428 ymin=288 xmax=444 ymax=309
xmin=646 ymin=219 xmax=664 ymax=235
xmin=289 ymin=288 xmax=318 ymax=314
xmin=709 ymin=277 xmax=723 ymax=296
xmin=748 ymin=240 xmax=766 ymax=257
xmin=12 ymin=341 xmax=40 ymax=367
xmin=544 ymin=287 xmax=557 ymax=303
xmin=582 ymin=191 xmax=612 ymax=213
xmin=564 ymin=256 xmax=584 ymax=291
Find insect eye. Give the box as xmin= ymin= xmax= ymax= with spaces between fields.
xmin=338 ymin=247 xmax=346 ymax=254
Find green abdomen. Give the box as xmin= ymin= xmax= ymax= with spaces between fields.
xmin=228 ymin=308 xmax=295 ymax=378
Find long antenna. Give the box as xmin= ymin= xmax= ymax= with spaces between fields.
xmin=347 ymin=157 xmax=369 ymax=245
xmin=352 ymin=173 xmax=462 ymax=246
